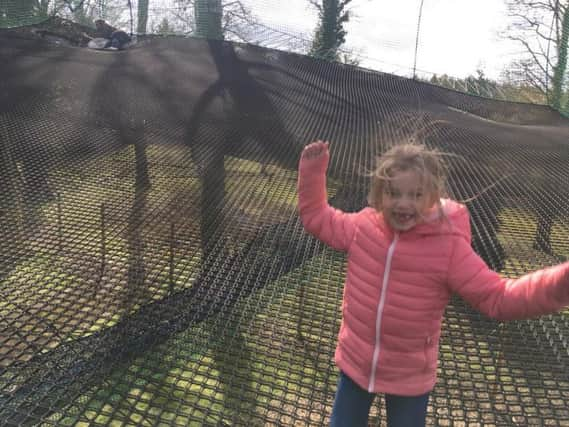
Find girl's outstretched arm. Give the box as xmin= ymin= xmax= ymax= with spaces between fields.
xmin=447 ymin=237 xmax=569 ymax=320
xmin=297 ymin=140 xmax=358 ymax=252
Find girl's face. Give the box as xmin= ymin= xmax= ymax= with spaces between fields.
xmin=381 ymin=169 xmax=434 ymax=231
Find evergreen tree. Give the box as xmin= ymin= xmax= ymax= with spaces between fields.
xmin=309 ymin=0 xmax=352 ymax=61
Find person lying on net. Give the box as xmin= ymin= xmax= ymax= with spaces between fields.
xmin=83 ymin=19 xmax=131 ymax=50
xmin=297 ymin=140 xmax=569 ymax=427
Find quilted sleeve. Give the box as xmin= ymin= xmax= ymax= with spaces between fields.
xmin=297 ymin=151 xmax=358 ymax=252
xmin=447 ymin=237 xmax=569 ymax=320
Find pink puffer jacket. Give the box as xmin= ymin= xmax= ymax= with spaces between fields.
xmin=298 ymin=151 xmax=569 ymax=396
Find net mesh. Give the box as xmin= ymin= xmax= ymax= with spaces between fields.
xmin=1 ymin=10 xmax=569 ymax=427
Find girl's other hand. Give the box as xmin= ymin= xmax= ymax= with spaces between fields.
xmin=302 ymin=140 xmax=329 ymax=160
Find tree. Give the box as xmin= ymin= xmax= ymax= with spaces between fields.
xmin=194 ymin=0 xmax=222 ymax=39
xmin=154 ymin=17 xmax=174 ymax=34
xmin=504 ymin=0 xmax=569 ymax=109
xmin=500 ymin=68 xmax=549 ymax=103
xmin=339 ymin=50 xmax=360 ymax=66
xmin=170 ymin=0 xmax=256 ymax=41
xmin=0 ymin=0 xmax=51 ymax=26
xmin=308 ymin=0 xmax=352 ymax=61
xmin=428 ymin=70 xmax=547 ymax=104
xmin=57 ymin=0 xmax=127 ymax=33
xmin=137 ymin=0 xmax=148 ymax=34
xmin=65 ymin=0 xmax=96 ymax=26
xmin=57 ymin=0 xmax=113 ymax=27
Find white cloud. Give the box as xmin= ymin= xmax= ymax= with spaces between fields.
xmin=342 ymin=0 xmax=519 ymax=79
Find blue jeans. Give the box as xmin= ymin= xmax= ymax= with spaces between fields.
xmin=330 ymin=371 xmax=430 ymax=427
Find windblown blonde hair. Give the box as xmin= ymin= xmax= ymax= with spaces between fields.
xmin=368 ymin=143 xmax=448 ymax=217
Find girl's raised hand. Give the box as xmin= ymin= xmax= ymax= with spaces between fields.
xmin=302 ymin=140 xmax=329 ymax=160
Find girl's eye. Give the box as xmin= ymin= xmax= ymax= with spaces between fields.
xmin=416 ymin=193 xmax=423 ymax=199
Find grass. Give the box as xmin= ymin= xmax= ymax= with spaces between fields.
xmin=40 ymin=249 xmax=345 ymax=426
xmin=497 ymin=207 xmax=569 ymax=272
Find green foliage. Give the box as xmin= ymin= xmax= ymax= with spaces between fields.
xmin=309 ymin=0 xmax=352 ymax=61
xmin=0 ymin=0 xmax=50 ymax=27
xmin=429 ymin=69 xmax=548 ymax=104
xmin=550 ymin=5 xmax=569 ymax=109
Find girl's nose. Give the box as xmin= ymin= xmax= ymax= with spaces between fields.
xmin=397 ymin=195 xmax=414 ymax=207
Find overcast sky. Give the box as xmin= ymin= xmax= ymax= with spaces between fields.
xmin=241 ymin=0 xmax=522 ymax=80
xmin=139 ymin=0 xmax=524 ymax=80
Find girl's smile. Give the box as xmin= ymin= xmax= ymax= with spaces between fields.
xmin=382 ymin=169 xmax=433 ymax=231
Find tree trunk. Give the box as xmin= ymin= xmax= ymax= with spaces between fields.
xmin=552 ymin=6 xmax=569 ymax=109
xmin=137 ymin=0 xmax=149 ymax=34
xmin=322 ymin=0 xmax=339 ymax=56
xmin=194 ymin=0 xmax=223 ymax=39
xmin=311 ymin=0 xmax=340 ymax=60
xmin=38 ymin=0 xmax=50 ymax=16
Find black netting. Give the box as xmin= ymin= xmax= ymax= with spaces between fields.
xmin=1 ymin=33 xmax=569 ymax=426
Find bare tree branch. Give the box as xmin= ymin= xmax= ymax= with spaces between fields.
xmin=511 ymin=35 xmax=552 ymax=75
xmin=307 ymin=0 xmax=322 ymax=12
xmin=503 ymin=0 xmax=569 ymax=105
xmin=526 ymin=65 xmax=548 ymax=89
xmin=172 ymin=0 xmax=259 ymax=41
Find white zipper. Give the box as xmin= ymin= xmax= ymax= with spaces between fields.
xmin=368 ymin=233 xmax=399 ymax=392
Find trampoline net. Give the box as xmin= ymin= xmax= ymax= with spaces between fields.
xmin=0 ymin=16 xmax=569 ymax=427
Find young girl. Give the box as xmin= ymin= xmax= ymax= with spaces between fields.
xmin=297 ymin=140 xmax=569 ymax=427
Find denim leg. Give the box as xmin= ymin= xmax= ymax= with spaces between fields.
xmin=385 ymin=392 xmax=430 ymax=427
xmin=329 ymin=372 xmax=375 ymax=427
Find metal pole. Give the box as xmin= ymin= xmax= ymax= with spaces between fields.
xmin=545 ymin=0 xmax=559 ymax=104
xmin=413 ymin=0 xmax=425 ymax=79
xmin=127 ymin=0 xmax=134 ymax=36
